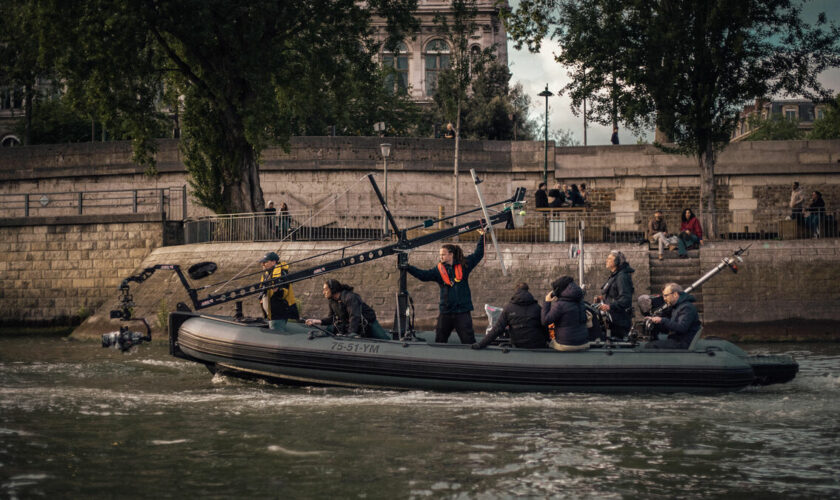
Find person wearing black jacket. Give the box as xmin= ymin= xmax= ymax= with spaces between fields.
xmin=541 ymin=276 xmax=589 ymax=351
xmin=644 ymin=283 xmax=701 ymax=349
xmin=405 ymin=230 xmax=485 ymax=343
xmin=805 ymin=190 xmax=826 ymax=237
xmin=304 ymin=279 xmax=389 ymax=339
xmin=594 ymin=250 xmax=635 ymax=339
xmin=472 ymin=283 xmax=548 ymax=349
xmin=535 ymin=182 xmax=549 ymax=208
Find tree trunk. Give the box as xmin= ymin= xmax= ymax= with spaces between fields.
xmin=222 ymin=140 xmax=264 ymax=214
xmin=698 ymin=143 xmax=717 ymax=240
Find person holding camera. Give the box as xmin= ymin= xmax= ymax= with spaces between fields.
xmin=644 ymin=283 xmax=701 ymax=349
xmin=594 ymin=250 xmax=635 ymax=340
xmin=541 ymin=276 xmax=589 ymax=351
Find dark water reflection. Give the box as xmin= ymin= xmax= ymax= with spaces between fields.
xmin=1 ymin=337 xmax=839 ymax=499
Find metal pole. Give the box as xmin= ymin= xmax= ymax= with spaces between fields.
xmin=544 ymin=96 xmax=548 ymax=184
xmin=383 ymin=156 xmax=388 ymax=236
xmin=538 ymin=85 xmax=553 ymax=185
xmin=470 ymin=169 xmax=507 ymax=276
xmin=578 ymin=219 xmax=585 ymax=290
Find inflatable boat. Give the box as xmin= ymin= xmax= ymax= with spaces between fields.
xmin=107 ymin=176 xmax=797 ymax=393
xmin=168 ymin=312 xmax=796 ymax=393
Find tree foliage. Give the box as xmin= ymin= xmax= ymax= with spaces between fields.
xmin=0 ymin=0 xmax=53 ymax=145
xmin=809 ymin=94 xmax=840 ymax=139
xmin=744 ymin=115 xmax=804 ymax=141
xmin=504 ymin=0 xmax=840 ymax=238
xmin=430 ymin=62 xmax=536 ymax=140
xmin=33 ymin=0 xmax=418 ymax=214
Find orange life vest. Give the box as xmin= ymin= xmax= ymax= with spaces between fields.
xmin=437 ymin=262 xmax=463 ymax=286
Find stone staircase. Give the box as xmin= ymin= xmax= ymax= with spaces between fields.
xmin=648 ymin=247 xmax=703 ymax=316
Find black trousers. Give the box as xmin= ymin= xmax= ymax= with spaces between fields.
xmin=435 ymin=312 xmax=476 ymax=344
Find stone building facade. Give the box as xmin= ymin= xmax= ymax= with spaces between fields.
xmin=372 ymin=0 xmax=508 ymax=104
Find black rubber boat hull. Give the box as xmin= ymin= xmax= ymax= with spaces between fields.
xmin=169 ymin=313 xmax=764 ymax=393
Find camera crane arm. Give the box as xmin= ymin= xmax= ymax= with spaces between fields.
xmin=111 ymin=175 xmax=526 ymax=318
xmin=648 ymin=245 xmax=750 ymax=320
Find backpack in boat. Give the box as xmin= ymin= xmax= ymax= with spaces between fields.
xmin=585 ymin=304 xmax=604 ymax=341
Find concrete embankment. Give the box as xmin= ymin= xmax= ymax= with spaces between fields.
xmin=67 ymin=240 xmax=840 ymax=342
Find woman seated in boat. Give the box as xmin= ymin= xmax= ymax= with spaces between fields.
xmin=404 ymin=229 xmax=486 ymax=344
xmin=471 ymin=283 xmax=548 ymax=349
xmin=304 ymin=279 xmax=390 ymax=339
xmin=644 ymin=283 xmax=701 ymax=349
xmin=541 ymin=276 xmax=589 ymax=351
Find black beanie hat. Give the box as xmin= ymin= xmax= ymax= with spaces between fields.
xmin=551 ymin=276 xmax=574 ymax=297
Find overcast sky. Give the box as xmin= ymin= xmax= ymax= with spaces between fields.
xmin=506 ymin=0 xmax=840 ymax=145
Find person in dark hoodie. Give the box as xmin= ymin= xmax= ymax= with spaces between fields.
xmin=405 ymin=229 xmax=485 ymax=343
xmin=304 ymin=279 xmax=390 ymax=339
xmin=541 ymin=276 xmax=589 ymax=351
xmin=594 ymin=250 xmax=635 ymax=339
xmin=644 ymin=283 xmax=701 ymax=349
xmin=472 ymin=283 xmax=548 ymax=349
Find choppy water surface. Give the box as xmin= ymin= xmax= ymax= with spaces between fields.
xmin=1 ymin=337 xmax=839 ymax=499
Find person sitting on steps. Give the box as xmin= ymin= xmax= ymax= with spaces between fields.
xmin=677 ymin=208 xmax=703 ymax=259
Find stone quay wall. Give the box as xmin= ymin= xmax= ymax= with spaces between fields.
xmin=0 ymin=214 xmax=165 ymax=325
xmin=1 ymin=138 xmax=839 ymax=235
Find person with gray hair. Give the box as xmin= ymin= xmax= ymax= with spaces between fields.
xmin=594 ymin=250 xmax=635 ymax=339
xmin=644 ymin=283 xmax=701 ymax=349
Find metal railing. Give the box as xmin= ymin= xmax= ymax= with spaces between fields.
xmin=0 ymin=186 xmax=188 ymax=220
xmin=183 ymin=207 xmax=840 ymax=244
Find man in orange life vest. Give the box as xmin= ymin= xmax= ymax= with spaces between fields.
xmin=404 ymin=228 xmax=486 ymax=343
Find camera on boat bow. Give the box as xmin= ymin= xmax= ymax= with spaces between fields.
xmin=102 ymin=326 xmax=151 ymax=352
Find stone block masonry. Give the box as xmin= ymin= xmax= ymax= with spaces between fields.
xmin=0 ymin=214 xmax=164 ymax=325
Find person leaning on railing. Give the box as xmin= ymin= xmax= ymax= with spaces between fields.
xmin=805 ymin=191 xmax=825 ymax=237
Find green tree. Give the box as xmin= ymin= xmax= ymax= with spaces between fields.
xmin=744 ymin=114 xmax=804 ymax=141
xmin=37 ymin=0 xmax=417 ymax=214
xmin=449 ymin=63 xmax=535 ymax=141
xmin=0 ymin=0 xmax=52 ymax=145
xmin=810 ymin=95 xmax=840 ymax=139
xmin=430 ymin=0 xmax=494 ymax=222
xmin=504 ymin=0 xmax=840 ymax=237
xmin=14 ymin=97 xmax=95 ymax=144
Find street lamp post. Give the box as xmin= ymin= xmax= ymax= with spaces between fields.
xmin=380 ymin=143 xmax=391 ymax=236
xmin=538 ymin=85 xmax=553 ymax=185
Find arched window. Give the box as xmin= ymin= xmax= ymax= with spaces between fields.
xmin=424 ymin=39 xmax=450 ymax=97
xmin=1 ymin=135 xmax=21 ymax=147
xmin=383 ymin=42 xmax=409 ymax=94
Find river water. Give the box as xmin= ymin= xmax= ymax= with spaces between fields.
xmin=1 ymin=336 xmax=839 ymax=499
